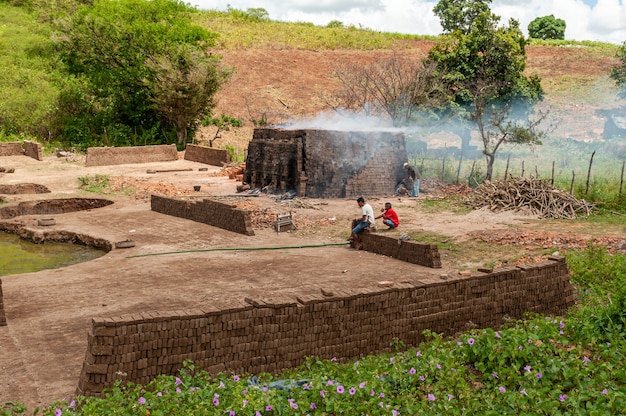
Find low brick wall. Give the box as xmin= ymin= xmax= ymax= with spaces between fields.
xmin=85 ymin=145 xmax=178 ymax=167
xmin=358 ymin=232 xmax=442 ymax=268
xmin=184 ymin=144 xmax=229 ymax=166
xmin=0 ymin=142 xmax=24 ymax=157
xmin=23 ymin=140 xmax=42 ymax=161
xmin=77 ymin=257 xmax=576 ymax=397
xmin=151 ymin=195 xmax=254 ymax=236
xmin=0 ymin=279 xmax=6 ymax=326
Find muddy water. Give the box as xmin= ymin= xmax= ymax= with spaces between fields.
xmin=0 ymin=232 xmax=106 ymax=276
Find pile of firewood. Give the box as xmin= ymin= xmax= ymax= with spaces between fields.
xmin=465 ymin=177 xmax=596 ymax=219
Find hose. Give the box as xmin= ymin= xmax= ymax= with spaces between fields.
xmin=125 ymin=241 xmax=350 ymax=258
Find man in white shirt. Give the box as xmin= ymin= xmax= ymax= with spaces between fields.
xmin=349 ymin=197 xmax=375 ymax=250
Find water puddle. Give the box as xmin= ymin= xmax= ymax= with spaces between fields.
xmin=0 ymin=232 xmax=106 ymax=276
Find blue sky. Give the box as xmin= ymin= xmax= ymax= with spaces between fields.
xmin=192 ymin=0 xmax=626 ymax=44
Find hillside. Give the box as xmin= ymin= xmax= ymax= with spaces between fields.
xmin=203 ymin=41 xmax=622 ymax=155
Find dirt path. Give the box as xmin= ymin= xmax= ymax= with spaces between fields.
xmin=0 ymin=154 xmax=603 ymax=410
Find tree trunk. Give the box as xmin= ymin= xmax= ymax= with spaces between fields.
xmin=485 ymin=154 xmax=495 ymax=181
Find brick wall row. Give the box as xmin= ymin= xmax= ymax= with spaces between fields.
xmin=358 ymin=232 xmax=442 ymax=268
xmin=77 ymin=257 xmax=576 ymax=397
xmin=85 ymin=144 xmax=178 ymax=167
xmin=0 ymin=279 xmax=6 ymax=326
xmin=150 ymin=195 xmax=254 ymax=236
xmin=0 ymin=141 xmax=42 ymax=160
xmin=183 ymin=144 xmax=229 ymax=166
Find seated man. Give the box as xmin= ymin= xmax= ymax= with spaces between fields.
xmin=375 ymin=202 xmax=399 ymax=229
xmin=349 ymin=197 xmax=375 ymax=250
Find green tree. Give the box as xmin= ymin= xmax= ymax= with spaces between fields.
xmin=53 ymin=0 xmax=229 ymax=147
xmin=610 ymin=41 xmax=626 ymax=100
xmin=432 ymin=0 xmax=494 ymax=35
xmin=427 ymin=1 xmax=546 ymax=181
xmin=528 ymin=15 xmax=566 ymax=40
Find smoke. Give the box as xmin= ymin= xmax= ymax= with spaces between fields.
xmin=279 ymin=109 xmax=402 ymax=132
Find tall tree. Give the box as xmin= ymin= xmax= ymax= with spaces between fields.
xmin=528 ymin=15 xmax=566 ymax=40
xmin=53 ymin=0 xmax=230 ymax=147
xmin=427 ymin=1 xmax=546 ymax=181
xmin=610 ymin=41 xmax=626 ymax=100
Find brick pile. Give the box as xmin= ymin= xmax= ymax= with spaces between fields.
xmin=183 ymin=144 xmax=230 ymax=167
xmin=357 ymin=232 xmax=442 ymax=268
xmin=23 ymin=140 xmax=42 ymax=161
xmin=0 ymin=142 xmax=24 ymax=157
xmin=151 ymin=195 xmax=254 ymax=236
xmin=85 ymin=144 xmax=178 ymax=167
xmin=77 ymin=256 xmax=576 ymax=397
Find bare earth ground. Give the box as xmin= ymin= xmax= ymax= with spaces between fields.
xmin=0 ymin=43 xmax=625 ymax=410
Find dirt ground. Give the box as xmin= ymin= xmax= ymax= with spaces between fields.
xmin=0 ymin=41 xmax=624 ymax=411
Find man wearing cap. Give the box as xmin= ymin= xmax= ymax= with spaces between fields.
xmin=402 ymin=162 xmax=420 ymax=197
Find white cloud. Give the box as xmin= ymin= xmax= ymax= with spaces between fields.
xmin=191 ymin=0 xmax=626 ymax=44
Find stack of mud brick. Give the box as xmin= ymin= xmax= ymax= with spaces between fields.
xmin=151 ymin=194 xmax=254 ymax=236
xmin=85 ymin=144 xmax=178 ymax=166
xmin=0 ymin=142 xmax=24 ymax=157
xmin=183 ymin=144 xmax=230 ymax=167
xmin=77 ymin=256 xmax=575 ymax=398
xmin=23 ymin=140 xmax=42 ymax=160
xmin=0 ymin=279 xmax=6 ymax=326
xmin=358 ymin=232 xmax=442 ymax=268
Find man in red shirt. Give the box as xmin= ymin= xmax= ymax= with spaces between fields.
xmin=376 ymin=202 xmax=400 ymax=229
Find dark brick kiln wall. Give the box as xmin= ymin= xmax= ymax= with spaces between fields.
xmin=77 ymin=257 xmax=575 ymax=397
xmin=244 ymin=128 xmax=408 ymax=198
xmin=85 ymin=144 xmax=178 ymax=167
xmin=0 ymin=279 xmax=6 ymax=326
xmin=150 ymin=195 xmax=254 ymax=236
xmin=0 ymin=141 xmax=41 ymax=159
xmin=183 ymin=144 xmax=230 ymax=166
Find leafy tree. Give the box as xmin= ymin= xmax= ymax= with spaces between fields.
xmin=327 ymin=20 xmax=344 ymax=28
xmin=201 ymin=113 xmax=243 ymax=147
xmin=427 ymin=1 xmax=546 ymax=181
xmin=432 ymin=0 xmax=494 ymax=35
xmin=245 ymin=7 xmax=269 ymax=21
xmin=53 ymin=0 xmax=230 ymax=147
xmin=528 ymin=15 xmax=566 ymax=40
xmin=610 ymin=41 xmax=626 ymax=100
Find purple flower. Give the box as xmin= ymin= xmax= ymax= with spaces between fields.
xmin=528 ymin=339 xmax=533 ymax=344
xmin=242 ymin=399 xmax=248 ymax=406
xmin=320 ymin=390 xmax=326 ymax=398
xmin=370 ymin=389 xmax=376 ymax=396
xmin=331 ymin=357 xmax=337 ymax=362
xmin=233 ymin=375 xmax=240 ymax=382
xmin=560 ymin=330 xmax=564 ymax=335
xmin=378 ymin=402 xmax=384 ymax=407
xmin=583 ymin=356 xmax=591 ymax=364
xmin=54 ymin=410 xmax=62 ymax=416
xmin=436 ymin=364 xmax=441 ymax=370
xmin=468 ymin=338 xmax=475 ymax=345
xmin=524 ymin=365 xmax=532 ymax=372
xmin=416 ymin=351 xmax=422 ymax=357
xmin=495 ymin=331 xmax=501 ymax=339
xmin=492 ymin=372 xmax=498 ymax=379
xmin=559 ymin=394 xmax=567 ymax=402
xmin=359 ymin=382 xmax=366 ymax=388
xmin=266 ymin=405 xmax=273 ymax=411
xmin=419 ymin=375 xmax=425 ymax=381
xmin=392 ymin=410 xmax=399 ymax=416
xmin=176 ymin=387 xmax=181 ymax=393
xmin=256 ymin=412 xmax=262 ymax=416
xmin=447 ymin=394 xmax=454 ymax=401
xmin=410 ymin=368 xmax=416 ymax=375
xmin=520 ymin=389 xmax=528 ymax=396
xmin=536 ymin=373 xmax=543 ymax=379
xmin=559 ymin=321 xmax=565 ymax=329
xmin=337 ymin=385 xmax=345 ymax=394
xmin=326 ymin=380 xmax=334 ymax=386
xmin=213 ymin=398 xmax=219 ymax=406
xmin=310 ymin=403 xmax=317 ymax=409
xmin=379 ymin=392 xmax=385 ymax=398
xmin=602 ymin=389 xmax=608 ymax=395
xmin=499 ymin=387 xmax=506 ymax=393
xmin=390 ymin=357 xmax=394 ymax=364
xmin=138 ymin=397 xmax=146 ymax=405
xmin=290 ymin=402 xmax=298 ymax=409
xmin=69 ymin=400 xmax=76 ymax=408
xmin=175 ymin=377 xmax=182 ymax=385
xmin=354 ymin=360 xmax=359 ymax=366
xmin=229 ymin=411 xmax=235 ymax=416
xmin=349 ymin=388 xmax=356 ymax=395
xmin=428 ymin=394 xmax=435 ymax=401
xmin=219 ymin=381 xmax=225 ymax=389
xmin=518 ymin=346 xmax=523 ymax=351
xmin=156 ymin=392 xmax=162 ymax=397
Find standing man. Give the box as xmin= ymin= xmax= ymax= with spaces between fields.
xmin=403 ymin=162 xmax=420 ymax=197
xmin=375 ymin=202 xmax=400 ymax=229
xmin=349 ymin=197 xmax=375 ymax=250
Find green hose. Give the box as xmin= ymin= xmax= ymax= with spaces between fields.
xmin=125 ymin=241 xmax=350 ymax=258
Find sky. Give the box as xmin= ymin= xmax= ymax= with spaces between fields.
xmin=191 ymin=0 xmax=626 ymax=45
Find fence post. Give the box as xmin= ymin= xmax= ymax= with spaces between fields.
xmin=585 ymin=150 xmax=596 ymax=196
xmin=521 ymin=161 xmax=525 ymax=177
xmin=456 ymin=154 xmax=463 ymax=185
xmin=504 ymin=154 xmax=510 ymax=180
xmin=551 ymin=161 xmax=555 ymax=186
xmin=570 ymin=170 xmax=575 ymax=195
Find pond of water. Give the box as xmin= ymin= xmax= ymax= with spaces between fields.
xmin=0 ymin=232 xmax=106 ymax=276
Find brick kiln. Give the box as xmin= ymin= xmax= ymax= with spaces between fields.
xmin=244 ymin=128 xmax=408 ymax=198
